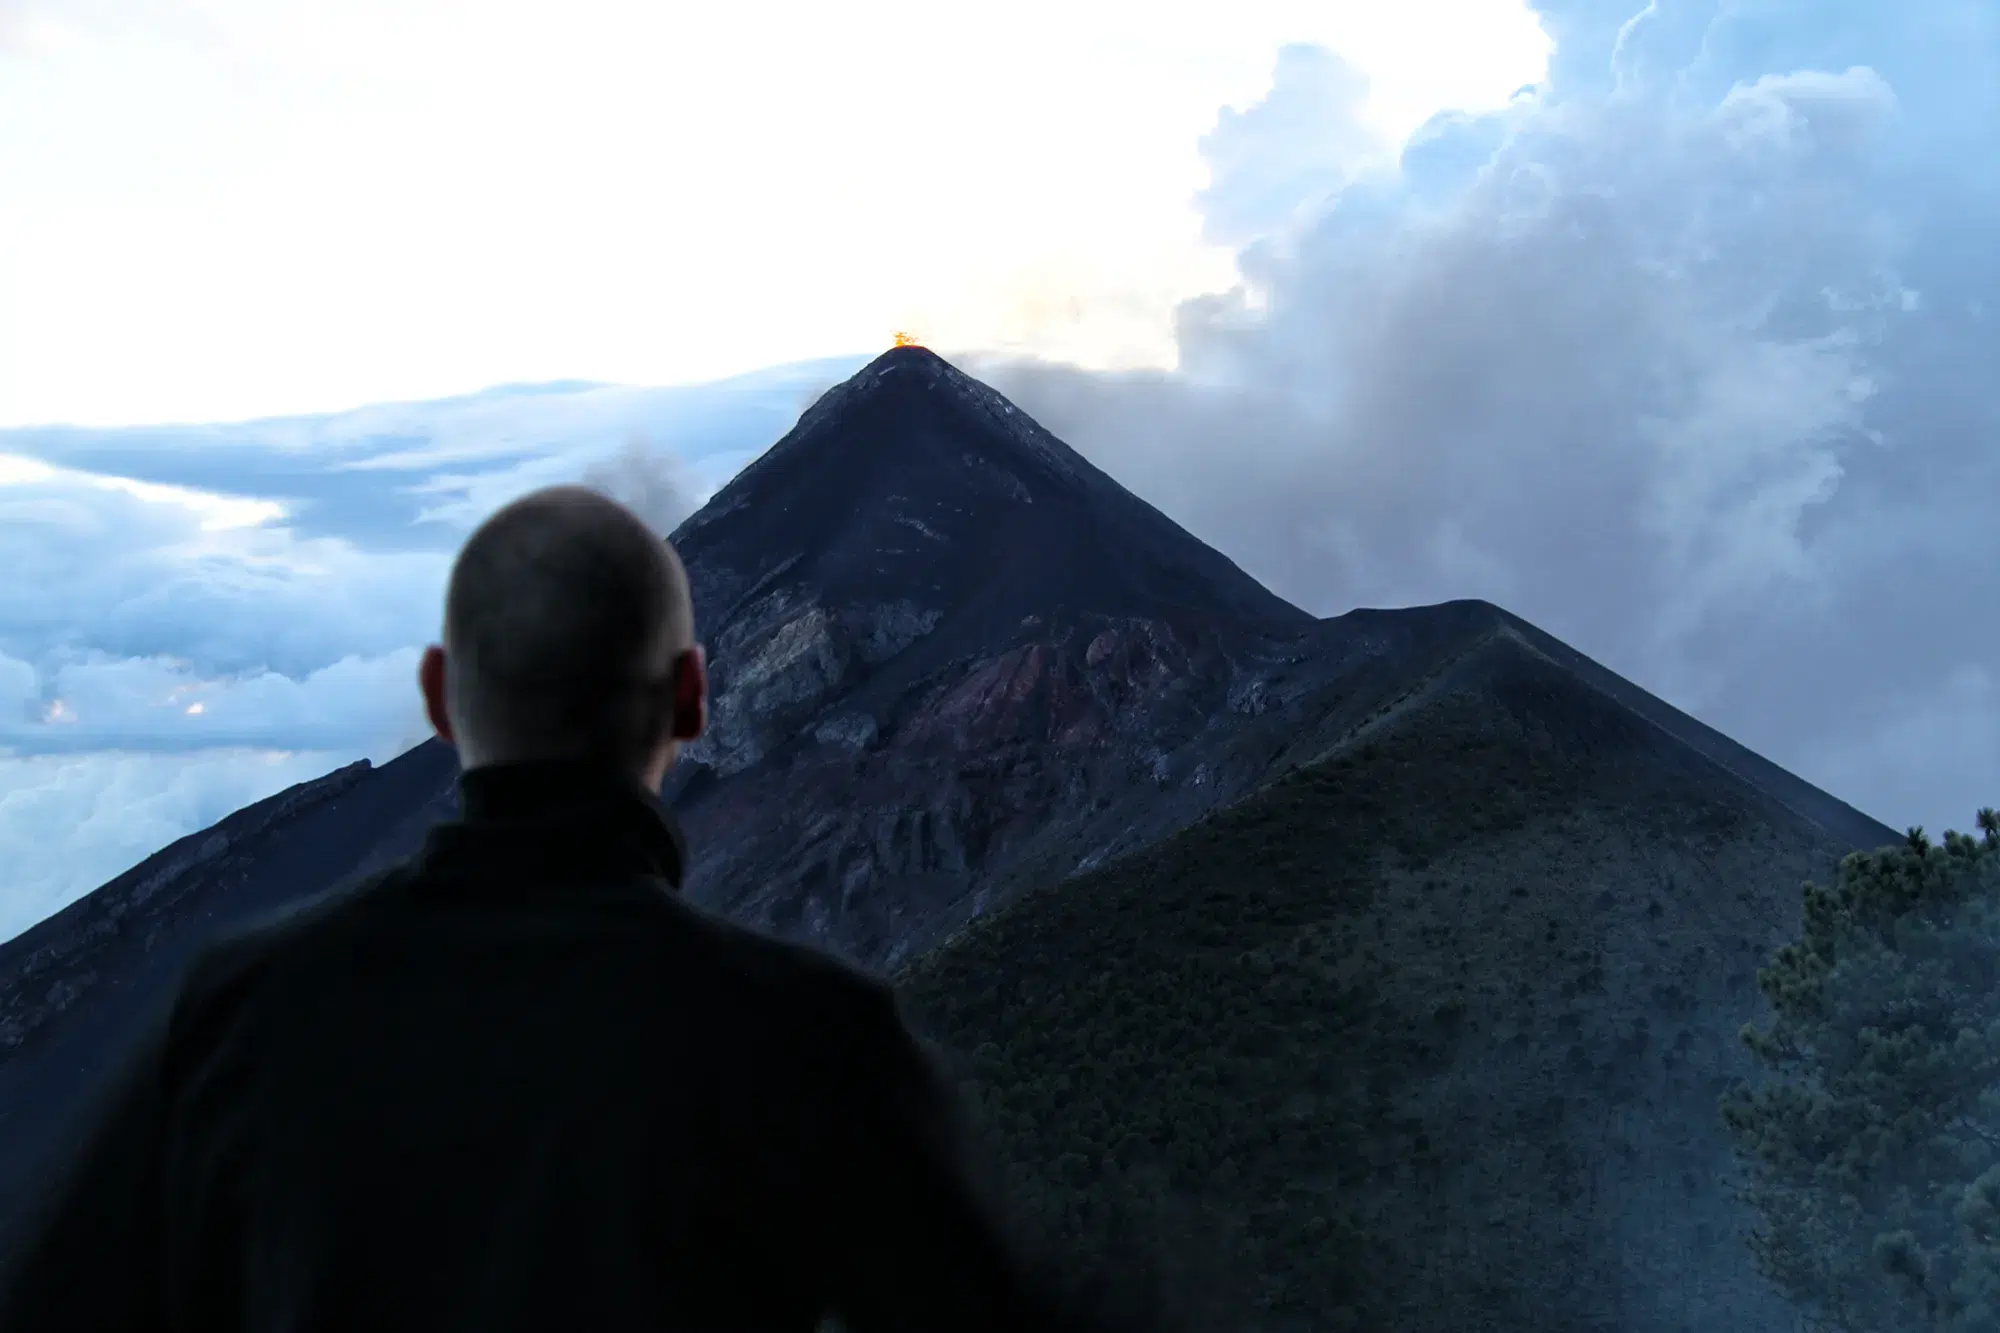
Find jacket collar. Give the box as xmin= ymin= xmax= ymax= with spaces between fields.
xmin=419 ymin=757 xmax=688 ymax=892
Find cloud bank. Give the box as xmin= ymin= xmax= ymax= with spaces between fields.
xmin=0 ymin=359 xmax=862 ymax=942
xmin=970 ymin=0 xmax=1998 ymax=841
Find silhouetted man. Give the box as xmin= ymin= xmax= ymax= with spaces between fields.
xmin=0 ymin=486 xmax=1123 ymax=1331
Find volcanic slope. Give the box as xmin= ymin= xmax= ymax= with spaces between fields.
xmin=655 ymin=344 xmax=1325 ymax=963
xmin=898 ymin=619 xmax=1887 ymax=1333
xmin=670 ymin=343 xmax=1311 ymax=655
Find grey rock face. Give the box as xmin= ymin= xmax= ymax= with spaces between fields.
xmin=811 ymin=713 xmax=879 ymax=750
xmin=857 ymin=601 xmax=942 ymax=664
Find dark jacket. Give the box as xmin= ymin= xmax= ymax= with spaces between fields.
xmin=0 ymin=759 xmax=1096 ymax=1332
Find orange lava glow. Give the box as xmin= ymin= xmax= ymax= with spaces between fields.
xmin=893 ymin=331 xmax=922 ymax=348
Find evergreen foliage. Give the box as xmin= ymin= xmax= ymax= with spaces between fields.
xmin=1723 ymin=808 xmax=2000 ymax=1331
xmin=895 ymin=686 xmax=1827 ymax=1332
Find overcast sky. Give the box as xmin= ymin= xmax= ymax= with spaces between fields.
xmin=1 ymin=0 xmax=1994 ymax=943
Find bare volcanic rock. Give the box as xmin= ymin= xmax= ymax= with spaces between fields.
xmin=653 ymin=345 xmax=1319 ymax=963
xmin=670 ymin=345 xmax=1309 ymax=640
xmin=660 ymin=345 xmax=1309 ymax=779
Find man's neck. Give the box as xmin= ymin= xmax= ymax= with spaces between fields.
xmin=438 ymin=757 xmax=689 ymax=889
xmin=461 ymin=752 xmax=660 ymax=792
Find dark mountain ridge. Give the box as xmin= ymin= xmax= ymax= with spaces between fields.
xmin=662 ymin=346 xmax=1309 ymax=783
xmin=0 ymin=347 xmax=1897 ymax=1329
xmin=678 ymin=346 xmax=1310 ymax=629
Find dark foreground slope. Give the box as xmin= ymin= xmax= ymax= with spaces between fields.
xmin=899 ymin=624 xmax=1870 ymax=1333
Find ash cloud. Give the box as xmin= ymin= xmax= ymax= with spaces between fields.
xmin=971 ymin=0 xmax=1999 ymax=836
xmin=581 ymin=434 xmax=700 ymax=539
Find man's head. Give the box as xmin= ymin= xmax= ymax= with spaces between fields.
xmin=419 ymin=485 xmax=708 ymax=789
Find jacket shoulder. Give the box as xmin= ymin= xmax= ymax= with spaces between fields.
xmin=173 ymin=866 xmax=412 ymax=1023
xmin=673 ymin=909 xmax=909 ymax=1061
xmin=694 ymin=910 xmax=894 ymax=1008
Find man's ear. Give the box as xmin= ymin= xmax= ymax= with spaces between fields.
xmin=670 ymin=644 xmax=708 ymax=741
xmin=419 ymin=645 xmax=456 ymax=747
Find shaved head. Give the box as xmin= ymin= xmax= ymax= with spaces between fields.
xmin=426 ymin=486 xmax=704 ymax=777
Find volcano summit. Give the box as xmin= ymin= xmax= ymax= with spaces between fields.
xmin=0 ymin=347 xmax=1898 ymax=1332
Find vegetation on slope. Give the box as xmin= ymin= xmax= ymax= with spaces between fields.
xmin=896 ymin=675 xmax=1843 ymax=1332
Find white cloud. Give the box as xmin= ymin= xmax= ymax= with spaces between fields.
xmin=974 ymin=0 xmax=2000 ymax=840
xmin=2 ymin=648 xmax=428 ymax=755
xmin=1715 ymin=66 xmax=1898 ymax=152
xmin=1199 ymin=44 xmax=1385 ymax=246
xmin=0 ymin=749 xmax=357 ymax=943
xmin=0 ymin=650 xmax=37 ymax=725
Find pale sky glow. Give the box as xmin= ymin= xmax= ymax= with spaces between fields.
xmin=0 ymin=0 xmax=1552 ymax=426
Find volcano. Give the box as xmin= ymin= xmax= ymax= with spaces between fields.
xmin=0 ymin=346 xmax=1898 ymax=1332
